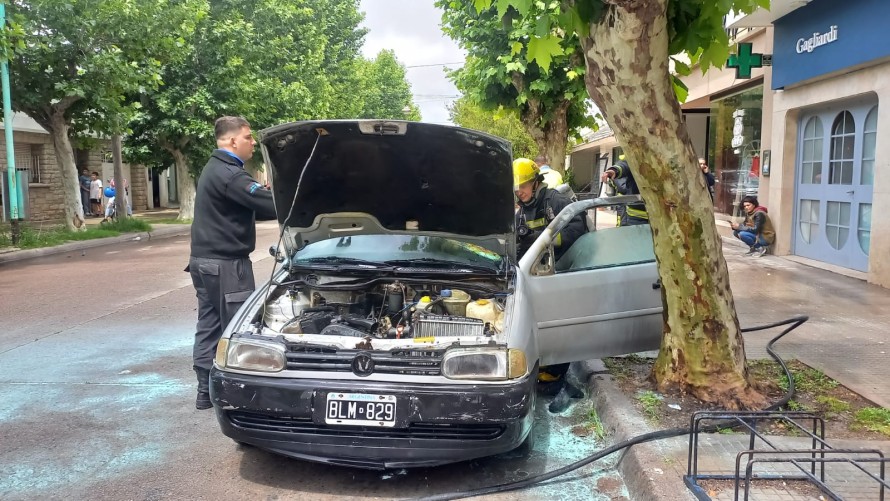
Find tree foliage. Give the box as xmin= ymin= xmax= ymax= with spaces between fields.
xmin=448 ymin=96 xmax=535 ymax=158
xmin=437 ymin=0 xmax=595 ymax=171
xmin=356 ymin=50 xmax=422 ymax=121
xmin=125 ymin=0 xmax=406 ymax=219
xmin=7 ymin=0 xmax=204 ymax=229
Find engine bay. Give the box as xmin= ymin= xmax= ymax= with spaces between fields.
xmin=256 ymin=275 xmax=509 ymax=342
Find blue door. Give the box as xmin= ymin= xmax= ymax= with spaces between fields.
xmin=794 ymin=99 xmax=877 ymax=271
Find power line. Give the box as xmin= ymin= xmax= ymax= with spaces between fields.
xmin=405 ymin=62 xmax=465 ymax=69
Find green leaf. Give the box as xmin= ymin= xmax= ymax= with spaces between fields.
xmin=511 ymin=41 xmax=524 ymax=56
xmin=473 ymin=0 xmax=493 ymax=13
xmin=671 ymin=74 xmax=689 ymax=103
xmin=566 ymin=70 xmax=578 ymax=80
xmin=508 ymin=0 xmax=532 ymax=15
xmin=526 ymin=34 xmax=562 ymax=72
xmin=671 ymin=57 xmax=691 ymax=76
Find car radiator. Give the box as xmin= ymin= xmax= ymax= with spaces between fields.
xmin=413 ymin=313 xmax=485 ymax=338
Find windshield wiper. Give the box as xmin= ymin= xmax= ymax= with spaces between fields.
xmin=384 ymin=258 xmax=499 ymax=273
xmin=293 ymin=257 xmax=393 ymax=269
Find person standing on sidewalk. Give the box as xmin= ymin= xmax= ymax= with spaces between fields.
xmin=89 ymin=172 xmax=103 ymax=217
xmin=731 ymin=195 xmax=775 ymax=257
xmin=699 ymin=158 xmax=715 ymax=203
xmin=79 ymin=169 xmax=92 ymax=216
xmin=188 ymin=116 xmax=277 ymax=410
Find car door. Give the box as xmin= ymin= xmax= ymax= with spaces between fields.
xmin=518 ymin=197 xmax=663 ymax=366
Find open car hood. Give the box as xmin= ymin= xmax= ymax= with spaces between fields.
xmin=259 ymin=120 xmax=515 ymax=257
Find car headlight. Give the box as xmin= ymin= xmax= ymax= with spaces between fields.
xmin=215 ymin=337 xmax=285 ymax=372
xmin=442 ymin=348 xmax=527 ymax=380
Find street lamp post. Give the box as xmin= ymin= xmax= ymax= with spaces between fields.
xmin=1 ymin=3 xmax=24 ymax=244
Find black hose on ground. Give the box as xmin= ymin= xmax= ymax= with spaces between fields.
xmin=413 ymin=315 xmax=809 ymax=501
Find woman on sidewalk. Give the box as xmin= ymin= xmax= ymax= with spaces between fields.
xmin=731 ymin=195 xmax=775 ymax=257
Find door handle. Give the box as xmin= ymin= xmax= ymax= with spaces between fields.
xmin=846 ymin=190 xmax=855 ymax=195
xmin=652 ymin=278 xmax=662 ymax=290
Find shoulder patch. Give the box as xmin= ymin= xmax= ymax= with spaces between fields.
xmin=248 ymin=182 xmax=262 ymax=194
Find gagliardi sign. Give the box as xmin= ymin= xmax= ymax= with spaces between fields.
xmin=796 ymin=25 xmax=838 ymax=54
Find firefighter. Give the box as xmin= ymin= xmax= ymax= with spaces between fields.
xmin=514 ymin=158 xmax=585 ymax=262
xmin=513 ymin=157 xmax=585 ymax=412
xmin=600 ymin=157 xmax=648 ymax=226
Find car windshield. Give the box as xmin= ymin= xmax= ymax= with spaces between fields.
xmin=291 ymin=235 xmax=504 ymax=271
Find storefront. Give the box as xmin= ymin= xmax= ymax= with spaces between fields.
xmin=765 ymin=0 xmax=890 ymax=284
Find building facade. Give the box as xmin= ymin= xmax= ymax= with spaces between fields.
xmin=1 ymin=113 xmax=176 ymax=225
xmin=569 ymin=0 xmax=890 ymax=287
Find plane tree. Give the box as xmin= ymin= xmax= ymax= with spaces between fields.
xmin=438 ymin=0 xmax=595 ymax=172
xmin=471 ymin=0 xmax=770 ymax=409
xmin=6 ymin=0 xmax=203 ymax=230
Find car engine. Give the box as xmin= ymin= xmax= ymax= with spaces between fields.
xmin=259 ymin=280 xmax=505 ymax=339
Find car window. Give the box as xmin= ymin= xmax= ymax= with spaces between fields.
xmin=555 ymin=224 xmax=656 ymax=273
xmin=292 ymin=234 xmax=504 ymax=270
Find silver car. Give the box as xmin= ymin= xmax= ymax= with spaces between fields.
xmin=209 ymin=120 xmax=662 ymax=469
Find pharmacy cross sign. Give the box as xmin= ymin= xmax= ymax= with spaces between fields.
xmin=727 ymin=43 xmax=770 ymax=79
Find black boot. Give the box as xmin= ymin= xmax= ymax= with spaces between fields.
xmin=548 ymin=381 xmax=584 ymax=413
xmin=194 ymin=366 xmax=212 ymax=410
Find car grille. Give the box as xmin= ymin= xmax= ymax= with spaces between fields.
xmin=285 ymin=345 xmax=444 ymax=376
xmin=227 ymin=411 xmax=505 ymax=440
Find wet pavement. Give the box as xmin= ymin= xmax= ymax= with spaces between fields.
xmin=0 ymin=222 xmax=628 ymax=500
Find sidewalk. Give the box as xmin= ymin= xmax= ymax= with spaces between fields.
xmin=589 ymin=237 xmax=890 ymax=501
xmin=0 ymin=208 xmax=190 ymax=265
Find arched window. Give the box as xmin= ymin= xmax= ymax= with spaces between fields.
xmin=862 ymin=106 xmax=877 ymax=186
xmin=801 ymin=116 xmax=823 ymax=184
xmin=828 ymin=111 xmax=855 ymax=185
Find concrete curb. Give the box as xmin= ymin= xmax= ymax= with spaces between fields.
xmin=581 ymin=360 xmax=695 ymax=501
xmin=0 ymin=224 xmax=191 ymax=265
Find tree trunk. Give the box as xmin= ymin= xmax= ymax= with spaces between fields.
xmin=577 ymin=0 xmax=763 ymax=409
xmin=112 ymin=134 xmax=127 ymax=220
xmin=171 ymin=148 xmax=196 ymax=221
xmin=47 ymin=113 xmax=85 ymax=231
xmin=511 ymin=73 xmax=570 ymax=172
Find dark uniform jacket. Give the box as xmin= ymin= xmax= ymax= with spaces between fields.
xmin=606 ymin=160 xmax=648 ymax=223
xmin=190 ymin=150 xmax=278 ymax=259
xmin=516 ymin=186 xmax=585 ymax=260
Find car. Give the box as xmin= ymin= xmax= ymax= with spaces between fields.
xmin=208 ymin=120 xmax=663 ymax=469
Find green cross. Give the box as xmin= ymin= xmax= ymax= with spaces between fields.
xmin=727 ymin=43 xmax=763 ymax=79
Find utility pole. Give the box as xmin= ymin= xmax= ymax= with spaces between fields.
xmin=1 ymin=3 xmax=23 ymax=244
xmin=112 ymin=133 xmax=126 ymax=221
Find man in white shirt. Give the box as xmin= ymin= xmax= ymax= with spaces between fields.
xmin=88 ymin=172 xmax=103 ymax=217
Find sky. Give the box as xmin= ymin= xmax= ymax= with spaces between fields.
xmin=358 ymin=0 xmax=465 ymax=125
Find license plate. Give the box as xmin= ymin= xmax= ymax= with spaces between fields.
xmin=325 ymin=393 xmax=397 ymax=427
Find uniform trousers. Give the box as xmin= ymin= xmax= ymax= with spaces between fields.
xmin=189 ymin=256 xmax=256 ymax=370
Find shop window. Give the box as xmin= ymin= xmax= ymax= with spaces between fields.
xmin=799 ymin=199 xmax=819 ymax=244
xmin=825 ymin=201 xmax=850 ymax=250
xmin=707 ymin=85 xmax=763 ymax=216
xmin=861 ymin=107 xmax=877 ymax=186
xmin=800 ymin=116 xmax=823 ymax=185
xmin=858 ymin=204 xmax=871 ymax=255
xmin=829 ymin=111 xmax=855 ymax=185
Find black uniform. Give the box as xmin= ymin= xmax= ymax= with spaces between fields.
xmin=515 ymin=186 xmax=585 ymax=261
xmin=606 ymin=160 xmax=648 ymax=226
xmin=189 ymin=150 xmax=277 ymax=380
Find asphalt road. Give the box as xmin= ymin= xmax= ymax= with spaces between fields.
xmin=0 ymin=222 xmax=626 ymax=501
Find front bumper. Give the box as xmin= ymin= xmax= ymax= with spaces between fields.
xmin=209 ymin=369 xmax=535 ymax=469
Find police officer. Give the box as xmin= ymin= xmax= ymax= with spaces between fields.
xmin=601 ymin=156 xmax=648 ymax=226
xmin=513 ymin=157 xmax=585 ymax=412
xmin=189 ymin=116 xmax=277 ymax=410
xmin=514 ymin=158 xmax=585 ymax=262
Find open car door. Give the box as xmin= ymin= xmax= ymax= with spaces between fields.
xmin=518 ymin=196 xmax=663 ymax=366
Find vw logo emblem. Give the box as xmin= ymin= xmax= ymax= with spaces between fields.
xmin=352 ymin=353 xmax=374 ymax=377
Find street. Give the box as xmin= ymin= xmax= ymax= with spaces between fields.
xmin=0 ymin=223 xmax=627 ymax=501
